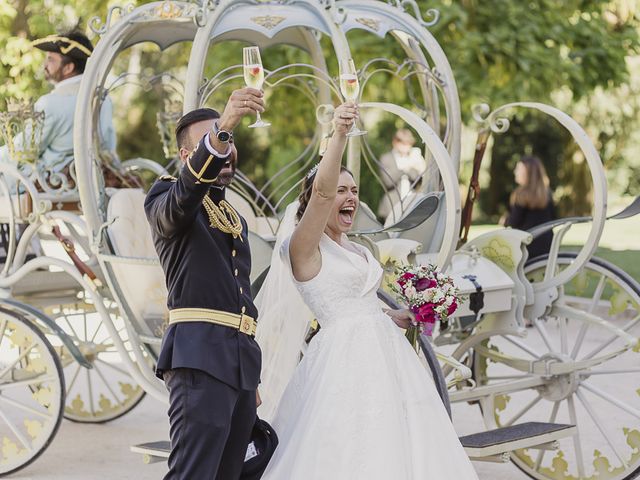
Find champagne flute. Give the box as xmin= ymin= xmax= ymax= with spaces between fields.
xmin=243 ymin=46 xmax=270 ymax=128
xmin=339 ymin=59 xmax=366 ymax=137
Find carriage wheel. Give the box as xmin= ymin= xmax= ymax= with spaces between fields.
xmin=42 ymin=298 xmax=145 ymax=424
xmin=473 ymin=254 xmax=640 ymax=480
xmin=0 ymin=309 xmax=64 ymax=476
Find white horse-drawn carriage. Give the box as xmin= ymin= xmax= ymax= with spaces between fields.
xmin=0 ymin=1 xmax=638 ymax=478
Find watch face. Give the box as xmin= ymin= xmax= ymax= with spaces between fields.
xmin=217 ymin=130 xmax=231 ymax=142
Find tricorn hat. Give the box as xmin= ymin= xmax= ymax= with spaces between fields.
xmin=32 ymin=31 xmax=93 ymax=62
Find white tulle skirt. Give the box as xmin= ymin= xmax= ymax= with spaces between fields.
xmin=261 ymin=309 xmax=479 ymax=479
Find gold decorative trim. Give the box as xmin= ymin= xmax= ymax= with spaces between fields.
xmin=155 ymin=1 xmax=184 ymax=19
xmin=251 ymin=15 xmax=286 ymax=30
xmin=355 ymin=17 xmax=380 ymax=31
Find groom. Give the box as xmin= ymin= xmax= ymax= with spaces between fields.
xmin=145 ymin=88 xmax=264 ymax=480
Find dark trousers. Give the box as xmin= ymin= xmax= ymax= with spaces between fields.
xmin=163 ymin=368 xmax=256 ymax=480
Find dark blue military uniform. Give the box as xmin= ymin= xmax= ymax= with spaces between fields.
xmin=145 ymin=135 xmax=261 ymax=480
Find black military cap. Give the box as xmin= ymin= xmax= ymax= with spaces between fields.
xmin=240 ymin=417 xmax=278 ymax=480
xmin=32 ymin=31 xmax=93 ymax=61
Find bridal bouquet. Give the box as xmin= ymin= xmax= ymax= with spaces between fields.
xmin=392 ymin=264 xmax=461 ymax=345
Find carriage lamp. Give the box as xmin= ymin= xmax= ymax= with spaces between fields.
xmin=0 ymin=101 xmax=44 ymax=165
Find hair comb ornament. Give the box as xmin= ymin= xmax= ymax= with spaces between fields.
xmin=306 ymin=163 xmax=319 ymax=179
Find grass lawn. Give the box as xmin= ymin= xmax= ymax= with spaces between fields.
xmin=468 ymin=215 xmax=640 ymax=284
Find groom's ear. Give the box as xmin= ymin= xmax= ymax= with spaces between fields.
xmin=179 ymin=147 xmax=191 ymax=164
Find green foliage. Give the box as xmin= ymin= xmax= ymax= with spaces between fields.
xmin=1 ymin=0 xmax=638 ymax=220
xmin=428 ymin=0 xmax=639 ymax=218
xmin=0 ymin=0 xmax=112 ymax=107
xmin=429 ymin=0 xmax=639 ymax=116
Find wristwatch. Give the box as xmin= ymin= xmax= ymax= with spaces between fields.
xmin=212 ymin=122 xmax=233 ymax=143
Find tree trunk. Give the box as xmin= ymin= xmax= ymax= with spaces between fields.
xmin=11 ymin=0 xmax=31 ymax=38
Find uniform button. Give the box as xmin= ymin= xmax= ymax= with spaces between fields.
xmin=232 ymin=250 xmax=237 ymax=257
xmin=234 ymin=268 xmax=238 ymax=276
xmin=239 ymin=287 xmax=243 ymax=294
xmin=241 ymin=306 xmax=246 ymax=313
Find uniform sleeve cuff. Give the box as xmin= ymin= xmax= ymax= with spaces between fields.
xmin=204 ymin=132 xmax=231 ymax=158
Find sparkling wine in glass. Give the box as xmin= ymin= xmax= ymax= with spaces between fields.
xmin=339 ymin=59 xmax=366 ymax=137
xmin=243 ymin=46 xmax=270 ymax=128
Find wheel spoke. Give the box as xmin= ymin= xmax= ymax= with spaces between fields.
xmin=580 ymin=368 xmax=640 ymax=376
xmin=89 ymin=320 xmax=104 ymax=344
xmin=581 ymin=381 xmax=640 ymax=420
xmin=576 ymin=389 xmax=629 ymax=469
xmin=0 ymin=394 xmax=54 ymax=420
xmin=484 ymin=374 xmax=533 ymax=381
xmin=582 ymin=314 xmax=640 ymax=361
xmin=567 ymin=396 xmax=586 ymax=479
xmin=570 ymin=322 xmax=590 ymax=360
xmin=93 ymin=363 xmax=122 ymax=406
xmin=559 ymin=317 xmax=568 ymax=355
xmin=0 ymin=374 xmax=57 ymax=391
xmin=504 ymin=393 xmax=542 ymax=427
xmin=534 ymin=400 xmax=561 ymax=471
xmin=0 ymin=404 xmax=33 ymax=450
xmin=95 ymin=358 xmax=129 ymax=377
xmin=533 ymin=318 xmax=554 ymax=352
xmin=501 ymin=335 xmax=542 ymax=358
xmin=0 ymin=341 xmax=37 ymax=380
xmin=86 ymin=369 xmax=95 ymax=417
xmin=65 ymin=363 xmax=82 ymax=396
xmin=62 ymin=313 xmax=80 ymax=340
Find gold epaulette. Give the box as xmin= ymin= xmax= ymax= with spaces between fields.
xmin=159 ymin=175 xmax=177 ymax=182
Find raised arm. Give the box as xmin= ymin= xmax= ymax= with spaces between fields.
xmin=144 ymin=139 xmax=229 ymax=238
xmin=289 ymin=103 xmax=357 ymax=281
xmin=145 ymin=87 xmax=264 ymax=238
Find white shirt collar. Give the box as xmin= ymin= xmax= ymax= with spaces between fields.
xmin=53 ymin=74 xmax=83 ymax=91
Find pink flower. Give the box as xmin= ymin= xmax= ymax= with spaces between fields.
xmin=415 ymin=278 xmax=437 ymax=291
xmin=447 ymin=300 xmax=458 ymax=316
xmin=398 ymin=272 xmax=416 ymax=287
xmin=414 ymin=303 xmax=436 ymax=324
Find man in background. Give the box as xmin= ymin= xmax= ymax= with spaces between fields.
xmin=377 ymin=128 xmax=426 ymax=220
xmin=0 ymin=30 xmax=116 ymax=173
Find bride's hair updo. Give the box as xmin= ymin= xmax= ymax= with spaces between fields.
xmin=296 ymin=164 xmax=354 ymax=221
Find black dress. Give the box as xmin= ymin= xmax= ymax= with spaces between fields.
xmin=505 ymin=194 xmax=555 ymax=260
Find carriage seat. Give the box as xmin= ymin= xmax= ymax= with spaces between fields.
xmin=105 ymin=188 xmax=275 ymax=342
xmin=106 ymin=188 xmax=168 ymax=341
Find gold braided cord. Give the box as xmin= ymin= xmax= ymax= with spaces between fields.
xmin=202 ymin=197 xmax=243 ymax=239
xmin=32 ymin=36 xmax=93 ymax=57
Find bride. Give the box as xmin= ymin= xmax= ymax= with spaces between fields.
xmin=256 ymin=102 xmax=478 ymax=479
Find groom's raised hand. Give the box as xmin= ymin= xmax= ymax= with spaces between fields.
xmin=218 ymin=87 xmax=265 ymax=132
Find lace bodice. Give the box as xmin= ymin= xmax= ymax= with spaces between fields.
xmin=281 ymin=234 xmax=383 ymax=328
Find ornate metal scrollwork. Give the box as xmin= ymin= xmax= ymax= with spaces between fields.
xmin=195 ymin=0 xmax=217 ymax=27
xmin=388 ymin=0 xmax=439 ymax=28
xmin=89 ymin=4 xmax=135 ymax=36
xmin=472 ymin=103 xmax=511 ymax=134
xmin=0 ymin=102 xmax=44 ymax=165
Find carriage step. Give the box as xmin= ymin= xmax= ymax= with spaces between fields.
xmin=131 ymin=441 xmax=170 ymax=464
xmin=133 ymin=423 xmax=576 ymax=465
xmin=460 ymin=422 xmax=576 ymax=460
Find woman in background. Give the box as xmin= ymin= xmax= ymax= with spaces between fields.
xmin=505 ymin=155 xmax=555 ymax=260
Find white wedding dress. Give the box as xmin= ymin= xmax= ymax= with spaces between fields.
xmin=261 ymin=233 xmax=478 ymax=479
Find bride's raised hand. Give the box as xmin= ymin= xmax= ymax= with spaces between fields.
xmin=333 ymin=102 xmax=359 ymax=136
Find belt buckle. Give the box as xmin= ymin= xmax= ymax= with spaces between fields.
xmin=240 ymin=314 xmax=253 ymax=334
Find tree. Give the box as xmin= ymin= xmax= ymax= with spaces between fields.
xmin=428 ymin=0 xmax=639 ymax=219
